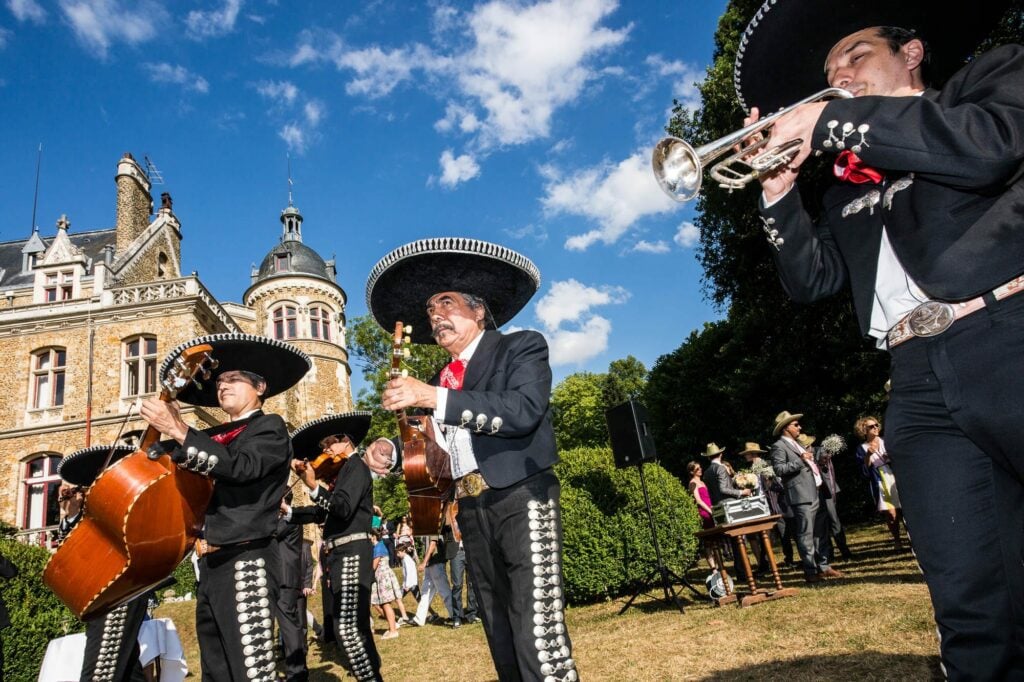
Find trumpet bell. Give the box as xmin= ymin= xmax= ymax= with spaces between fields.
xmin=652 ymin=137 xmax=702 ymax=202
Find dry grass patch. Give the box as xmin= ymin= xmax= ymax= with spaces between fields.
xmin=155 ymin=522 xmax=941 ymax=680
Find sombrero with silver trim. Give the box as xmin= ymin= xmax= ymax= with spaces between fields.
xmin=159 ymin=332 xmax=311 ymax=407
xmin=291 ymin=411 xmax=373 ymax=461
xmin=58 ymin=444 xmax=135 ymax=486
xmin=366 ymin=237 xmax=541 ymax=344
xmin=733 ymin=0 xmax=1012 ymax=115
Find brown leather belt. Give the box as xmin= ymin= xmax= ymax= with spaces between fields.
xmin=888 ymin=275 xmax=1024 ymax=348
xmin=454 ymin=472 xmax=490 ymax=499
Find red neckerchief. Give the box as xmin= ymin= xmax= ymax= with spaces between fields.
xmin=834 ymin=150 xmax=884 ymax=184
xmin=440 ymin=359 xmax=466 ymax=390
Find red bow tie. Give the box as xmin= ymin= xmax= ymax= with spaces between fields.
xmin=440 ymin=359 xmax=466 ymax=390
xmin=834 ymin=150 xmax=883 ymax=184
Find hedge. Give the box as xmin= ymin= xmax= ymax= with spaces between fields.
xmin=0 ymin=539 xmax=82 ymax=682
xmin=555 ymin=446 xmax=702 ymax=603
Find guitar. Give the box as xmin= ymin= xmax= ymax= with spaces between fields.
xmin=391 ymin=322 xmax=452 ymax=536
xmin=43 ymin=344 xmax=217 ymax=620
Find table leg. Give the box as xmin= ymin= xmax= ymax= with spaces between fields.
xmin=761 ymin=530 xmax=783 ymax=590
xmin=735 ymin=536 xmax=757 ymax=595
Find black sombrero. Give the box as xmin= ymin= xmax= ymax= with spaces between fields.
xmin=290 ymin=411 xmax=373 ymax=461
xmin=734 ymin=0 xmax=1012 ymax=114
xmin=159 ymin=332 xmax=311 ymax=407
xmin=58 ymin=444 xmax=135 ymax=486
xmin=366 ymin=237 xmax=541 ymax=344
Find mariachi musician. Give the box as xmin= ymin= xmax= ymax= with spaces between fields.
xmin=57 ymin=443 xmax=148 ymax=682
xmin=283 ymin=411 xmax=394 ymax=682
xmin=370 ymin=238 xmax=579 ymax=682
xmin=140 ymin=333 xmax=309 ymax=682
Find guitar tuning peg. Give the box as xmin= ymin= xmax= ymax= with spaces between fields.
xmin=490 ymin=417 xmax=503 ymax=434
xmin=202 ymin=369 xmax=212 ymax=380
xmin=461 ymin=410 xmax=473 ymax=426
xmin=401 ymin=369 xmax=409 ymax=378
xmin=405 ymin=325 xmax=412 ymax=335
xmin=208 ymin=357 xmax=220 ymax=369
xmin=403 ymin=348 xmax=411 ymax=358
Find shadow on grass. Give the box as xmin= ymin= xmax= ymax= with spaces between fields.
xmin=698 ymin=652 xmax=943 ymax=681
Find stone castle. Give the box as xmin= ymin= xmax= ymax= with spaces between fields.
xmin=0 ymin=152 xmax=355 ymax=544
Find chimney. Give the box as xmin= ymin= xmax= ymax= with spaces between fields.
xmin=114 ymin=152 xmax=153 ymax=254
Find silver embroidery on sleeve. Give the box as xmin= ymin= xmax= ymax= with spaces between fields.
xmin=884 ymin=175 xmax=914 ymax=210
xmin=841 ymin=190 xmax=882 ymax=218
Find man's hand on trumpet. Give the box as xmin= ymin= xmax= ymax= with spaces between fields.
xmin=744 ymin=101 xmax=828 ymax=203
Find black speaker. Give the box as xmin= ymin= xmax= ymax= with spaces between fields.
xmin=606 ymin=399 xmax=657 ymax=469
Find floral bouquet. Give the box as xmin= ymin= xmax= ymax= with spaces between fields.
xmin=750 ymin=459 xmax=776 ymax=480
xmin=821 ymin=434 xmax=847 ymax=457
xmin=733 ymin=471 xmax=760 ymax=490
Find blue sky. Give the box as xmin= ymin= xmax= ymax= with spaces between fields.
xmin=0 ymin=0 xmax=727 ymax=396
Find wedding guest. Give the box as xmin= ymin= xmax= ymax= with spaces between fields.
xmin=854 ymin=416 xmax=905 ymax=551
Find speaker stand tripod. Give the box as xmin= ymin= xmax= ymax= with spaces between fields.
xmin=618 ymin=459 xmax=703 ymax=615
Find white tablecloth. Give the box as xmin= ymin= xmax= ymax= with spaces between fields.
xmin=39 ymin=618 xmax=188 ymax=682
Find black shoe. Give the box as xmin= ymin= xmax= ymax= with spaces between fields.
xmin=464 ymin=615 xmax=480 ymax=624
xmin=451 ymin=618 xmax=462 ymax=629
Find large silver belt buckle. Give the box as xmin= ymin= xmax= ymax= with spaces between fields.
xmin=459 ymin=472 xmax=486 ymax=497
xmin=907 ymin=301 xmax=956 ymax=337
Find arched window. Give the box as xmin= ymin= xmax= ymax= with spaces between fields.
xmin=21 ymin=453 xmax=62 ymax=534
xmin=309 ymin=305 xmax=332 ymax=341
xmin=31 ymin=347 xmax=67 ymax=409
xmin=124 ymin=335 xmax=158 ymax=396
xmin=272 ymin=304 xmax=298 ymax=340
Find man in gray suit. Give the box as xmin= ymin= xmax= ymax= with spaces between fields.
xmin=770 ymin=411 xmax=844 ymax=583
xmin=702 ymin=442 xmax=751 ymax=505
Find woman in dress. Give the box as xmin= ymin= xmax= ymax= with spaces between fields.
xmin=687 ymin=461 xmax=717 ymax=569
xmin=371 ymin=527 xmax=409 ymax=639
xmin=854 ymin=416 xmax=905 ymax=551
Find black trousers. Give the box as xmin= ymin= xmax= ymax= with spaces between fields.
xmin=196 ymin=540 xmax=279 ymax=682
xmin=886 ymin=293 xmax=1024 ymax=680
xmin=80 ymin=596 xmax=148 ymax=682
xmin=326 ymin=539 xmax=381 ymax=682
xmin=457 ymin=469 xmax=578 ymax=682
xmin=276 ymin=586 xmax=308 ymax=681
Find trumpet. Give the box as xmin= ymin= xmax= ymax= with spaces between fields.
xmin=652 ymin=87 xmax=853 ymax=202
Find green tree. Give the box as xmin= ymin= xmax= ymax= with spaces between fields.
xmin=601 ymin=355 xmax=647 ymax=411
xmin=551 ymin=372 xmax=608 ymax=450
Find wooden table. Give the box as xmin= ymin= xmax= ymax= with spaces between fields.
xmin=695 ymin=514 xmax=798 ymax=607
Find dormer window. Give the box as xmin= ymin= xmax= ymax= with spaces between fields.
xmin=43 ymin=271 xmax=74 ymax=302
xmin=274 ymin=253 xmax=290 ymax=272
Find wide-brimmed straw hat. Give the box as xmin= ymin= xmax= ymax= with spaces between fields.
xmin=290 ymin=411 xmax=373 ymax=461
xmin=159 ymin=332 xmax=310 ymax=407
xmin=702 ymin=442 xmax=726 ymax=458
xmin=58 ymin=444 xmax=135 ymax=486
xmin=772 ymin=410 xmax=803 ymax=437
xmin=733 ymin=0 xmax=1013 ymax=114
xmin=738 ymin=442 xmax=767 ymax=456
xmin=366 ymin=237 xmax=541 ymax=344
xmin=797 ymin=433 xmax=817 ymax=448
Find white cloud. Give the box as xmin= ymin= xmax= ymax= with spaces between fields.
xmin=631 ymin=239 xmax=669 ymax=254
xmin=60 ymin=0 xmax=166 ymax=58
xmin=8 ymin=0 xmax=46 ymax=23
xmin=142 ymin=62 xmax=209 ymax=93
xmin=287 ymin=0 xmax=629 ymax=181
xmin=645 ymin=54 xmax=703 ymax=110
xmin=185 ymin=0 xmax=242 ymax=40
xmin=279 ymin=124 xmax=305 ymax=153
xmin=541 ymin=151 xmax=678 ymax=250
xmin=673 ymin=221 xmax=699 ymax=248
xmin=545 ymin=315 xmax=612 ymax=366
xmin=304 ymin=100 xmax=324 ymax=126
xmin=255 ymin=80 xmax=298 ymax=105
xmin=535 ymin=278 xmax=628 ymax=330
xmin=438 ymin=150 xmax=480 ymax=188
xmin=532 ymin=278 xmax=628 ymax=366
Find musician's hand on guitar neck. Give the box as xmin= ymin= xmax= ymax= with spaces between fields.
xmin=382 ymin=375 xmax=436 ymax=411
xmin=140 ymin=396 xmax=189 ymax=444
xmin=364 ymin=438 xmax=396 ymax=477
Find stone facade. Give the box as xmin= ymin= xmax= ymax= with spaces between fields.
xmin=0 ymin=153 xmax=354 ymax=541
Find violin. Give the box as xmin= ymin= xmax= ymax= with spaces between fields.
xmin=309 ymin=449 xmax=349 ymax=481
